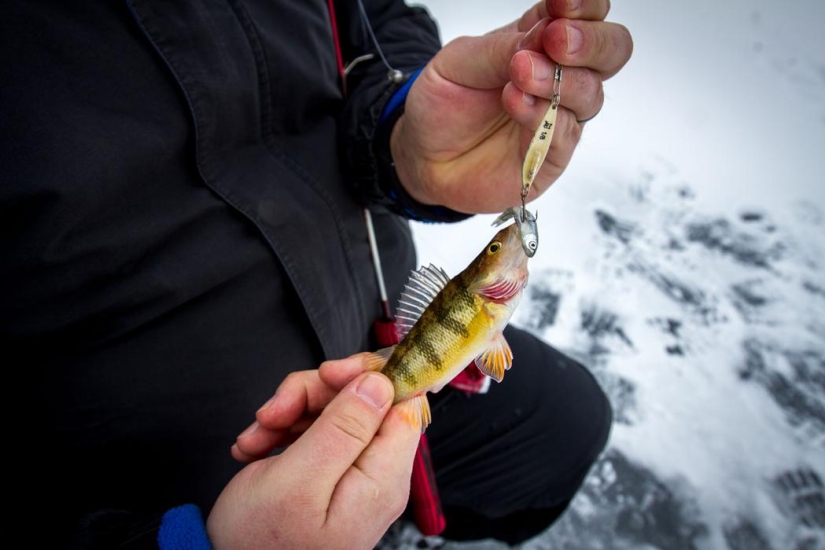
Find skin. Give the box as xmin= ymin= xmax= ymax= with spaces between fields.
xmin=209 ymin=356 xmax=419 ymax=550
xmin=210 ymin=2 xmax=633 ymax=548
xmin=391 ymin=0 xmax=634 ymax=214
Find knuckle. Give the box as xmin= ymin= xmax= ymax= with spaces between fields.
xmin=561 ymin=68 xmax=604 ymax=126
xmin=619 ymin=24 xmax=634 ymax=58
xmin=328 ymin=409 xmax=375 ymax=447
xmin=564 ymin=110 xmax=584 ymax=142
xmin=388 ymin=489 xmax=410 ymax=520
xmin=593 ymin=25 xmax=610 ymax=57
xmin=595 ymin=81 xmax=605 ymax=110
xmin=282 ymin=371 xmax=304 ymax=388
xmin=369 ymin=476 xmax=409 ymax=521
xmin=575 ymin=68 xmax=604 ymax=119
xmin=587 ymin=68 xmax=604 ymax=95
xmin=570 ymin=67 xmax=597 ymax=98
xmin=451 ymin=35 xmax=473 ymax=48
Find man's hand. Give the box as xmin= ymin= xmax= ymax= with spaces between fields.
xmin=207 ymin=355 xmax=419 ymax=549
xmin=392 ymin=0 xmax=633 ymax=214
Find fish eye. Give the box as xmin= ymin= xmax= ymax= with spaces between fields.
xmin=487 ymin=241 xmax=501 ymax=255
xmin=528 ymin=241 xmax=537 ymax=251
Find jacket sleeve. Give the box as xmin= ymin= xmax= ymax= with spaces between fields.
xmin=70 ymin=505 xmax=211 ymax=549
xmin=336 ymin=0 xmax=472 ymax=223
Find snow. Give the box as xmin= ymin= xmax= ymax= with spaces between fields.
xmin=394 ymin=1 xmax=825 ymax=548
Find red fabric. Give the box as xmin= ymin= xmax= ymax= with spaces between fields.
xmin=448 ymin=362 xmax=488 ymax=394
xmin=410 ymin=433 xmax=447 ymax=535
xmin=371 ymin=317 xmax=489 ymax=535
xmin=373 ymin=319 xmax=487 ymax=395
xmin=373 ymin=318 xmax=398 ymax=350
xmin=326 ymin=0 xmax=347 ymax=97
xmin=373 ymin=318 xmax=447 ymax=535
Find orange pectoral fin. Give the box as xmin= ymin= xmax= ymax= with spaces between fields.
xmin=397 ymin=394 xmax=432 ymax=434
xmin=473 ymin=332 xmax=513 ymax=383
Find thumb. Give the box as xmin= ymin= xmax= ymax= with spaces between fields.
xmin=276 ymin=372 xmax=395 ymax=504
xmin=431 ymin=31 xmax=524 ymax=90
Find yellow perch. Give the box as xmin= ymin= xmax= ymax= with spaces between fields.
xmin=365 ymin=221 xmax=529 ymax=433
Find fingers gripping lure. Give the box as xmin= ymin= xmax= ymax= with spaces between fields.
xmin=521 ymin=63 xmax=563 ymax=211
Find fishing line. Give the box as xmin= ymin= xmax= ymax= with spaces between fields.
xmin=354 ymin=0 xmax=408 ymax=320
xmin=355 ymin=0 xmax=404 ymax=82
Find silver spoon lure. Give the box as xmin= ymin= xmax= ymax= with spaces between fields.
xmin=493 ymin=207 xmax=538 ymax=258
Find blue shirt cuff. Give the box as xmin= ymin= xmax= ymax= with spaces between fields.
xmin=379 ymin=68 xmax=423 ymax=125
xmin=158 ymin=504 xmax=213 ymax=550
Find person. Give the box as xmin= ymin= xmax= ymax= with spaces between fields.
xmin=1 ymin=0 xmax=632 ymax=547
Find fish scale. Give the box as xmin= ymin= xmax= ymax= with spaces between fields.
xmin=365 ymin=222 xmax=530 ymax=433
xmin=388 ymin=286 xmax=480 ymax=392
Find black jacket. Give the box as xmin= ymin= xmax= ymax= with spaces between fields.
xmin=1 ymin=0 xmax=443 ymax=545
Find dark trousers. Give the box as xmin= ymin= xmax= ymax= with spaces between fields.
xmin=426 ymin=325 xmax=613 ymax=545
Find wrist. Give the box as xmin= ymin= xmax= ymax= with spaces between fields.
xmin=376 ymin=111 xmax=470 ymax=223
xmin=388 ymin=114 xmax=427 ymax=206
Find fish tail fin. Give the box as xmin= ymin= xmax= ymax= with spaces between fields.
xmin=362 ymin=346 xmax=395 ymax=372
xmin=397 ymin=394 xmax=432 ymax=434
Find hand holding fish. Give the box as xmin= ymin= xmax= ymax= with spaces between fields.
xmin=215 ymin=217 xmax=532 ymax=549
xmin=390 ymin=0 xmax=632 ymax=214
xmin=209 ymin=357 xmax=419 ymax=550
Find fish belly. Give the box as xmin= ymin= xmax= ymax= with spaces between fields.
xmin=387 ymin=299 xmax=502 ymax=403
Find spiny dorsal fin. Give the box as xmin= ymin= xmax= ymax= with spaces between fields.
xmin=395 ymin=264 xmax=451 ymax=342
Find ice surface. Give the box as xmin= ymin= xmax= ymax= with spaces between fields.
xmin=382 ymin=1 xmax=825 ymax=548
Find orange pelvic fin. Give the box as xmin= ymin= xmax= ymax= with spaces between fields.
xmin=363 ymin=346 xmax=395 ymax=372
xmin=398 ymin=394 xmax=432 ymax=434
xmin=474 ymin=332 xmax=513 ymax=383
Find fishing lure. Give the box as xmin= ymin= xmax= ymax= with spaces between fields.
xmin=521 ymin=64 xmax=563 ymax=206
xmin=493 ymin=207 xmax=538 ymax=258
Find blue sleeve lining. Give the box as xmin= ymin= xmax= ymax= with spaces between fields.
xmin=379 ymin=68 xmax=423 ymax=125
xmin=157 ymin=504 xmax=213 ymax=550
xmin=373 ymin=68 xmax=472 ymax=224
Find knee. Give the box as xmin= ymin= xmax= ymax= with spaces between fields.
xmin=531 ymin=349 xmax=614 ymax=505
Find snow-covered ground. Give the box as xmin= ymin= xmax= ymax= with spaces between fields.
xmin=392 ymin=1 xmax=825 ymax=549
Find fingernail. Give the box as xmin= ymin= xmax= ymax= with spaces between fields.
xmin=256 ymin=395 xmax=276 ymax=414
xmin=530 ymin=55 xmax=552 ymax=81
xmin=355 ymin=373 xmax=393 ymax=409
xmin=522 ymin=91 xmax=536 ymax=106
xmin=518 ymin=18 xmax=549 ymax=50
xmin=239 ymin=421 xmax=258 ymax=439
xmin=566 ymin=24 xmax=583 ymax=55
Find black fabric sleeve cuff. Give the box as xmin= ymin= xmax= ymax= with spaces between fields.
xmin=372 ymin=101 xmax=472 ymax=224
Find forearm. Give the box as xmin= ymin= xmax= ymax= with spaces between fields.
xmin=70 ymin=505 xmax=210 ymax=549
xmin=338 ymin=0 xmax=463 ymax=220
